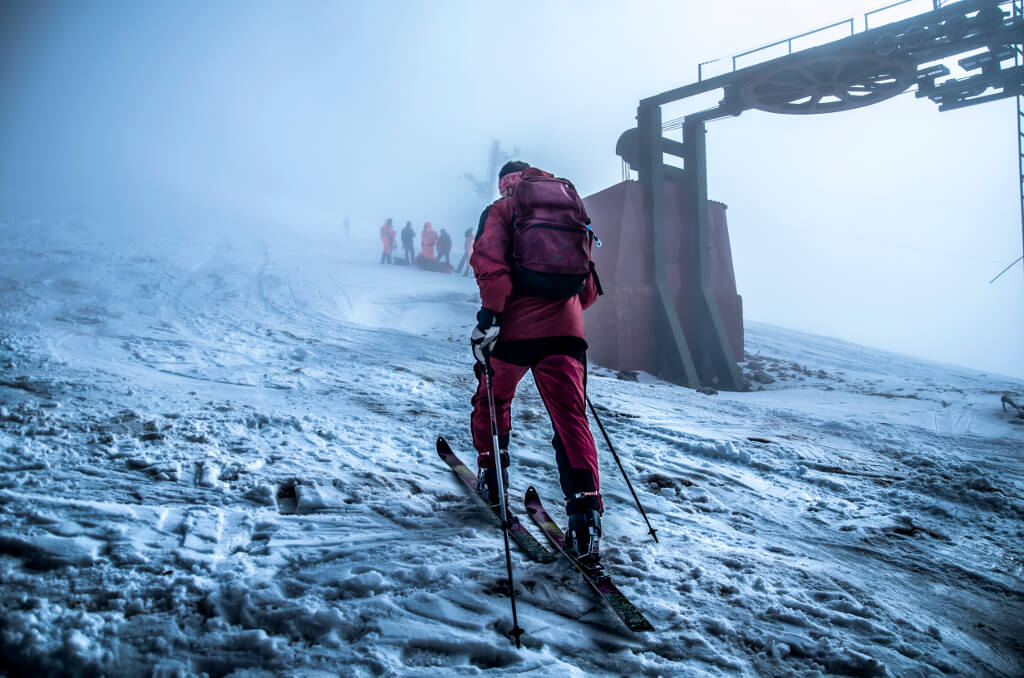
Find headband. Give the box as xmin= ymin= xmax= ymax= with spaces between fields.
xmin=498 ymin=171 xmax=524 ymax=196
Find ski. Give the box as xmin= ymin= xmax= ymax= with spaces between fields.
xmin=437 ymin=437 xmax=555 ymax=564
xmin=524 ymin=485 xmax=655 ymax=632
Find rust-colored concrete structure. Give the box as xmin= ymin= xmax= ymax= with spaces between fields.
xmin=583 ymin=181 xmax=742 ymax=378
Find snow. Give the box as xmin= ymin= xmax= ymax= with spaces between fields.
xmin=0 ymin=213 xmax=1022 ymax=677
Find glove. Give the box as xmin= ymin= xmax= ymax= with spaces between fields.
xmin=471 ymin=308 xmax=501 ymax=364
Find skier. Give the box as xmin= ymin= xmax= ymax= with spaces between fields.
xmin=379 ymin=218 xmax=396 ymax=264
xmin=401 ymin=221 xmax=415 ymax=264
xmin=438 ymin=228 xmax=453 ymax=265
xmin=468 ymin=160 xmax=603 ymax=560
xmin=455 ymin=227 xmax=473 ymax=276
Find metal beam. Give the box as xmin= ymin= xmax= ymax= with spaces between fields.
xmin=638 ymin=103 xmax=700 ymax=388
xmin=682 ymin=118 xmax=745 ymax=391
xmin=661 ymin=137 xmax=687 ymax=159
xmin=641 ymin=0 xmax=1016 ymax=109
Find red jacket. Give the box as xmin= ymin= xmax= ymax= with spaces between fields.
xmin=470 ymin=168 xmax=598 ymax=342
xmin=380 ymin=222 xmax=396 ymax=254
xmin=421 ymin=223 xmax=438 ymax=259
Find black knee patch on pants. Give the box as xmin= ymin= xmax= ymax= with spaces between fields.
xmin=553 ymin=434 xmax=599 ymax=514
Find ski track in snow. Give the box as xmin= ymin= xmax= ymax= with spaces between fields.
xmin=0 ymin=215 xmax=1022 ymax=677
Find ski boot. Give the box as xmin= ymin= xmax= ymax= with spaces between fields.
xmin=566 ymin=508 xmax=602 ymax=563
xmin=475 ymin=450 xmax=510 ymax=509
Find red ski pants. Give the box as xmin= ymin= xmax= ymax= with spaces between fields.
xmin=471 ymin=354 xmax=602 ymax=513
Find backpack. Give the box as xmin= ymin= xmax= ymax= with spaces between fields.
xmin=510 ymin=173 xmax=598 ymax=299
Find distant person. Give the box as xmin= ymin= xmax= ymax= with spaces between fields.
xmin=455 ymin=227 xmax=474 ymax=276
xmin=401 ymin=221 xmax=415 ymax=264
xmin=468 ymin=160 xmax=603 ymax=560
xmin=380 ymin=218 xmax=396 ymax=264
xmin=420 ymin=222 xmax=438 ymax=261
xmin=438 ymin=228 xmax=452 ymax=265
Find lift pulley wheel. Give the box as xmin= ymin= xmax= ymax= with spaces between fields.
xmin=739 ymin=52 xmax=917 ymax=115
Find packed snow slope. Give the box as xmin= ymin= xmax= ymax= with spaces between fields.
xmin=0 ymin=213 xmax=1022 ymax=678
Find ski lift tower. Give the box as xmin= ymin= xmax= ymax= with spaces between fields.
xmin=464 ymin=140 xmax=520 ymax=202
xmin=597 ymin=0 xmax=1024 ymax=390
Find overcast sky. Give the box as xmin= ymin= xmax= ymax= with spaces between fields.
xmin=1 ymin=0 xmax=1021 ymax=379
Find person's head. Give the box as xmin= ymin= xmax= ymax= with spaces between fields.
xmin=465 ymin=228 xmax=472 ymax=237
xmin=386 ymin=218 xmax=392 ymax=225
xmin=498 ymin=161 xmax=530 ymax=197
xmin=406 ymin=221 xmax=412 ymax=228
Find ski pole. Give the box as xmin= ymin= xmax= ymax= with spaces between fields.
xmin=483 ymin=357 xmax=525 ymax=648
xmin=586 ymin=395 xmax=658 ymax=543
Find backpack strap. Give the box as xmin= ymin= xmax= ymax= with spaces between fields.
xmin=589 ymin=262 xmax=604 ymax=296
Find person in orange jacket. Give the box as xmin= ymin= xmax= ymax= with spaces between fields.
xmin=380 ymin=218 xmax=396 ymax=264
xmin=420 ymin=222 xmax=438 ymax=260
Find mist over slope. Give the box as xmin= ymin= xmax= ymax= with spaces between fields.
xmin=0 ymin=213 xmax=1021 ymax=677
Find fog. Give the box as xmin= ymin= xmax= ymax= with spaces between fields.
xmin=2 ymin=0 xmax=1021 ymax=378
